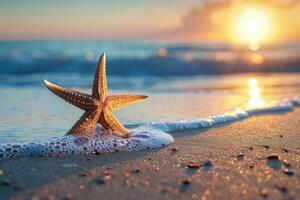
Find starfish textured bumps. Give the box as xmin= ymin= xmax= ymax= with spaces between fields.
xmin=44 ymin=53 xmax=148 ymax=138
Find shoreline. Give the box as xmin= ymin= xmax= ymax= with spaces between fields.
xmin=1 ymin=109 xmax=300 ymax=199
xmin=0 ymin=98 xmax=298 ymax=160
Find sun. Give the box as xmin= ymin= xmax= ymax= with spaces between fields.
xmin=234 ymin=7 xmax=271 ymax=51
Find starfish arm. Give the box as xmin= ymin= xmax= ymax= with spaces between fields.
xmin=102 ymin=108 xmax=129 ymax=138
xmin=106 ymin=94 xmax=148 ymax=111
xmin=67 ymin=110 xmax=101 ymax=135
xmin=92 ymin=53 xmax=107 ymax=101
xmin=44 ymin=80 xmax=96 ymax=110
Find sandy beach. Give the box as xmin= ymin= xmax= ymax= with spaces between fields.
xmin=0 ymin=108 xmax=299 ymax=200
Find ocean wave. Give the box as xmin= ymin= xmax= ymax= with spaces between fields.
xmin=1 ymin=56 xmax=300 ymax=77
xmin=0 ymin=97 xmax=298 ymax=159
xmin=1 ymin=41 xmax=300 ymax=77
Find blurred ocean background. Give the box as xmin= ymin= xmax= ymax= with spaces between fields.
xmin=0 ymin=41 xmax=300 ymax=143
xmin=1 ymin=41 xmax=300 ymax=78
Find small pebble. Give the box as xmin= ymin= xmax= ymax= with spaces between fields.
xmin=161 ymin=188 xmax=169 ymax=193
xmin=105 ymin=166 xmax=113 ymax=170
xmin=260 ymin=189 xmax=268 ymax=197
xmin=263 ymin=145 xmax=270 ymax=149
xmin=276 ymin=185 xmax=288 ymax=193
xmin=203 ymin=160 xmax=213 ymax=167
xmin=249 ymin=163 xmax=254 ymax=169
xmin=284 ymin=169 xmax=294 ymax=177
xmin=103 ymin=171 xmax=111 ymax=176
xmin=182 ymin=179 xmax=191 ymax=185
xmin=133 ymin=169 xmax=140 ymax=173
xmin=237 ymin=153 xmax=244 ymax=160
xmin=186 ymin=162 xmax=201 ymax=169
xmin=283 ymin=160 xmax=291 ymax=168
xmin=161 ymin=186 xmax=173 ymax=194
xmin=282 ymin=148 xmax=289 ymax=153
xmin=95 ymin=174 xmax=111 ymax=184
xmin=102 ymin=175 xmax=112 ymax=182
xmin=248 ymin=147 xmax=253 ymax=151
xmin=171 ymin=147 xmax=178 ymax=152
xmin=267 ymin=154 xmax=282 ymax=170
xmin=2 ymin=179 xmax=11 ymax=186
xmin=79 ymin=171 xmax=89 ymax=177
xmin=267 ymin=155 xmax=280 ymax=160
xmin=279 ymin=134 xmax=283 ymax=138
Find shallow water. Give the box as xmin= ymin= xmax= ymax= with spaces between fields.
xmin=0 ymin=73 xmax=300 ymax=144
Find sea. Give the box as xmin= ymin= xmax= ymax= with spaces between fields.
xmin=0 ymin=40 xmax=300 ymax=144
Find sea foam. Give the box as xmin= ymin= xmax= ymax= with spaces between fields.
xmin=145 ymin=98 xmax=299 ymax=132
xmin=0 ymin=97 xmax=299 ymax=159
xmin=0 ymin=126 xmax=173 ymax=159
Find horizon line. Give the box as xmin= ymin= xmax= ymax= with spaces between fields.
xmin=1 ymin=38 xmax=300 ymax=46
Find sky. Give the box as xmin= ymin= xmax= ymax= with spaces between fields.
xmin=1 ymin=0 xmax=300 ymax=43
xmin=0 ymin=0 xmax=198 ymax=40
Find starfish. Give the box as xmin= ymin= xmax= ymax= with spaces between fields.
xmin=44 ymin=53 xmax=148 ymax=138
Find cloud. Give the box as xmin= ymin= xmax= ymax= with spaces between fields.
xmin=151 ymin=0 xmax=300 ymax=42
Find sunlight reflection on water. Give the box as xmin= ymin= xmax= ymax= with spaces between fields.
xmin=247 ymin=78 xmax=265 ymax=108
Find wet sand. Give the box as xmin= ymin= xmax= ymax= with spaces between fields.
xmin=0 ymin=109 xmax=300 ymax=200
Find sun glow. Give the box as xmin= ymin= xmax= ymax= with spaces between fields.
xmin=234 ymin=7 xmax=271 ymax=51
